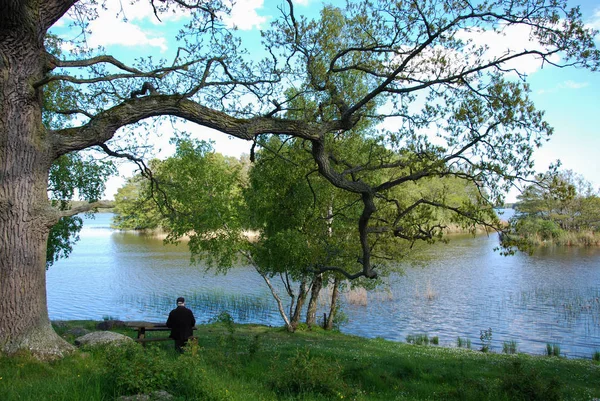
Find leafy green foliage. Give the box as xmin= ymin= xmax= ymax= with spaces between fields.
xmin=480 ymin=328 xmax=493 ymax=353
xmin=103 ymin=343 xmax=174 ymax=395
xmin=46 ymin=216 xmax=83 ymax=268
xmin=502 ymin=170 xmax=600 ymax=252
xmin=43 ymin=35 xmax=117 ymax=268
xmin=46 ymin=153 xmax=116 ymax=268
xmin=247 ymin=137 xmax=369 ymax=278
xmin=154 ymin=137 xmax=248 ymax=269
xmin=112 ymin=175 xmax=164 ymax=230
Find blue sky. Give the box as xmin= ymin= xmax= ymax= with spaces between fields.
xmin=52 ymin=0 xmax=600 ymax=202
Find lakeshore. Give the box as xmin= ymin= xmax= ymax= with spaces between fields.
xmin=2 ymin=320 xmax=599 ymax=400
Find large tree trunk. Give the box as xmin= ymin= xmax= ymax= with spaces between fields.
xmin=305 ymin=273 xmax=323 ymax=327
xmin=0 ymin=4 xmax=74 ymax=359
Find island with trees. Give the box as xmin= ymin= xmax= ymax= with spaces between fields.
xmin=502 ymin=170 xmax=600 ymax=252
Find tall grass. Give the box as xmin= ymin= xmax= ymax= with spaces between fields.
xmin=345 ymin=287 xmax=368 ymax=306
xmin=414 ymin=279 xmax=438 ymax=300
xmin=457 ymin=337 xmax=472 ymax=349
xmin=522 ymin=230 xmax=600 ymax=247
xmin=546 ymin=343 xmax=561 ymax=357
xmin=137 ymin=291 xmax=275 ymax=323
xmin=502 ymin=340 xmax=518 ymax=354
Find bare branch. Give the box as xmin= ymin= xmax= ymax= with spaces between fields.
xmin=55 ymin=200 xmax=114 ymax=219
xmin=50 ymin=94 xmax=364 ymax=159
xmin=49 ymin=54 xmax=144 ymax=74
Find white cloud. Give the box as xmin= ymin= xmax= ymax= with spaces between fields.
xmin=454 ymin=23 xmax=561 ymax=76
xmin=221 ymin=0 xmax=268 ymax=30
xmin=386 ymin=22 xmax=562 ymax=85
xmin=58 ymin=1 xmax=184 ymax=52
xmin=293 ymin=0 xmax=311 ymax=5
xmin=588 ymin=8 xmax=600 ymax=30
xmin=537 ymin=80 xmax=589 ymax=95
xmin=560 ymin=80 xmax=589 ymax=89
xmin=87 ymin=18 xmax=168 ymax=52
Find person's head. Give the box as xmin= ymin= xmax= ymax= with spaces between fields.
xmin=176 ymin=297 xmax=185 ymax=306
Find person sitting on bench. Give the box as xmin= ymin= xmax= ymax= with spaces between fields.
xmin=166 ymin=296 xmax=196 ymax=353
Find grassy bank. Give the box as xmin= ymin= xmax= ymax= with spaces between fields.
xmin=1 ymin=320 xmax=599 ymax=400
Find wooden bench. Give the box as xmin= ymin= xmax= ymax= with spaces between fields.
xmin=125 ymin=322 xmax=196 ymax=347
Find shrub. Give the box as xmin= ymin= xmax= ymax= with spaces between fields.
xmin=211 ymin=311 xmax=235 ymax=334
xmin=480 ymin=328 xmax=492 ymax=352
xmin=500 ymin=360 xmax=562 ymax=401
xmin=538 ymin=220 xmax=562 ymax=240
xmin=103 ymin=342 xmax=174 ymax=395
xmin=268 ymin=349 xmax=346 ymax=398
xmin=593 ymin=350 xmax=600 ymax=361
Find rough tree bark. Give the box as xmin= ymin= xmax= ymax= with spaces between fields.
xmin=0 ymin=0 xmax=77 ymax=358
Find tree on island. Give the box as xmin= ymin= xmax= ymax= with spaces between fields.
xmin=1 ymin=0 xmax=598 ymax=358
xmin=502 ymin=170 xmax=600 ymax=250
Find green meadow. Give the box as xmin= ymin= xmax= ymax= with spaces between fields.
xmin=1 ymin=319 xmax=599 ymax=400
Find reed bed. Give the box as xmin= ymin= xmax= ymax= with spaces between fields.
xmin=131 ymin=291 xmax=276 ymax=323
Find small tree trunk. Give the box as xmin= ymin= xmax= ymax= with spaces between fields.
xmin=241 ymin=251 xmax=295 ymax=332
xmin=326 ymin=276 xmax=341 ymax=330
xmin=290 ymin=276 xmax=309 ymax=329
xmin=305 ymin=273 xmax=323 ymax=327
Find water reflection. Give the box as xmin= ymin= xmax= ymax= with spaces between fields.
xmin=46 ymin=214 xmax=600 ymax=358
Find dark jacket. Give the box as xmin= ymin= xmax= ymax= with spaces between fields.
xmin=166 ymin=305 xmax=196 ymax=341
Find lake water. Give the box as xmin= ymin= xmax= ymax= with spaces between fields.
xmin=46 ymin=213 xmax=600 ymax=358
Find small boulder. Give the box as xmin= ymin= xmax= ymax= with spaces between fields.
xmin=75 ymin=331 xmax=133 ymax=347
xmin=64 ymin=327 xmax=91 ymax=337
xmin=51 ymin=320 xmax=69 ymax=329
xmin=96 ymin=319 xmax=126 ymax=330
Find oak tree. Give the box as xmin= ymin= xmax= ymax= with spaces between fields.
xmin=0 ymin=0 xmax=597 ymax=357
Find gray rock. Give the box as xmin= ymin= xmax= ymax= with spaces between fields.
xmin=64 ymin=327 xmax=91 ymax=337
xmin=51 ymin=320 xmax=69 ymax=329
xmin=117 ymin=390 xmax=173 ymax=401
xmin=74 ymin=331 xmax=134 ymax=347
xmin=96 ymin=319 xmax=126 ymax=330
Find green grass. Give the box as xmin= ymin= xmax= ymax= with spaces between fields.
xmin=1 ymin=321 xmax=599 ymax=400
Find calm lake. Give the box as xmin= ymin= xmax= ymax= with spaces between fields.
xmin=47 ymin=213 xmax=600 ymax=358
